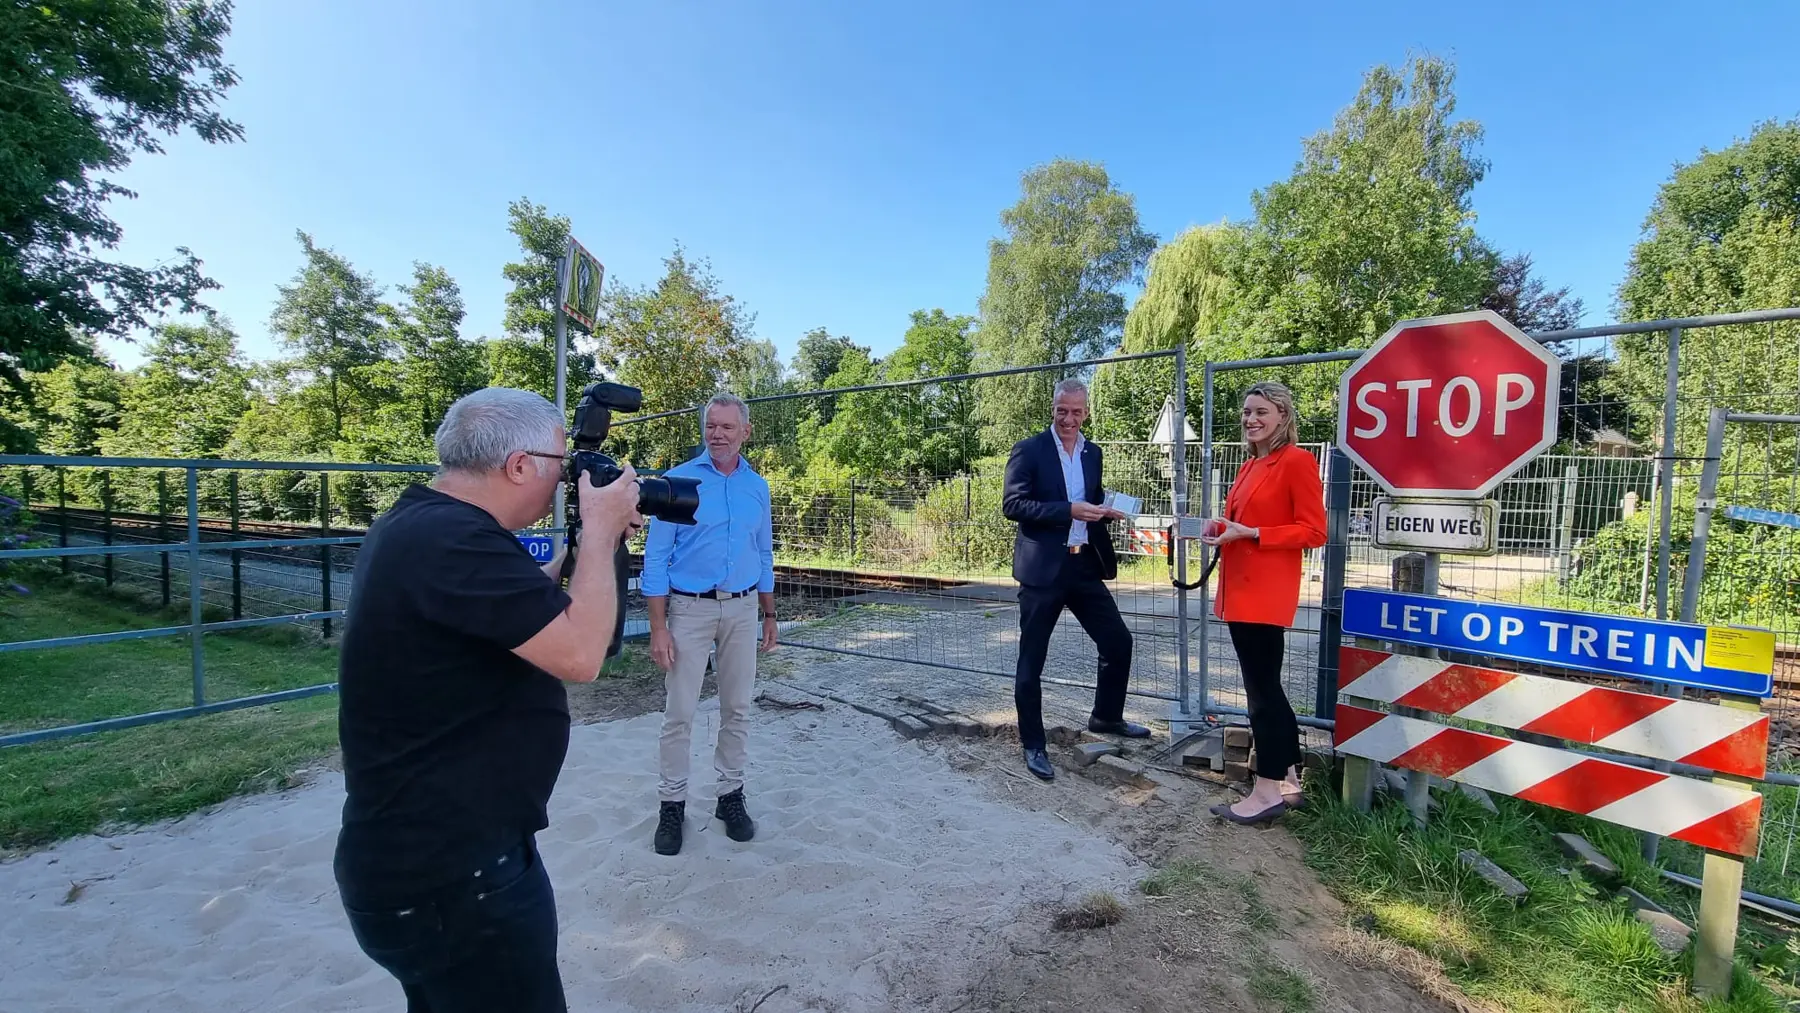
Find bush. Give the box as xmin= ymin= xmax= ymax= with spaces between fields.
xmin=914 ymin=461 xmax=1013 ymax=572
xmin=1567 ymin=503 xmax=1800 ymax=628
xmin=763 ymin=460 xmax=894 ymax=562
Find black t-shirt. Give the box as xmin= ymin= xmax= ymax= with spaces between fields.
xmin=333 ymin=484 xmax=573 ymax=899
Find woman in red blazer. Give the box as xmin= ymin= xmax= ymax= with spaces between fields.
xmin=1200 ymin=381 xmax=1327 ymax=825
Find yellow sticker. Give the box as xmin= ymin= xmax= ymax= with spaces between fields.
xmin=1704 ymin=626 xmax=1777 ymax=676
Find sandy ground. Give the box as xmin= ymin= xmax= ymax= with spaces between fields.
xmin=0 ymin=695 xmax=1145 ymax=1012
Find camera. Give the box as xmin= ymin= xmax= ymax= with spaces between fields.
xmin=559 ymin=382 xmax=702 ymax=656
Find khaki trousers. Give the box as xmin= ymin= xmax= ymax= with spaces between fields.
xmin=660 ymin=592 xmax=758 ymax=803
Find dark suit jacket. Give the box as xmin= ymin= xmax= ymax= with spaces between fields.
xmin=1002 ymin=429 xmax=1117 ymax=587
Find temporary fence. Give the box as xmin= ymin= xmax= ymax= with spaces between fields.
xmin=604 ymin=349 xmax=1198 ymax=716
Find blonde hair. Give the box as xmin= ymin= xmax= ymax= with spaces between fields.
xmin=1243 ymin=381 xmax=1299 ymax=455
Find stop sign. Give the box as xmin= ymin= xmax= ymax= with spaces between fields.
xmin=1336 ymin=310 xmax=1560 ymax=498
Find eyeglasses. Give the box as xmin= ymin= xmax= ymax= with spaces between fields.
xmin=520 ymin=450 xmax=566 ymax=462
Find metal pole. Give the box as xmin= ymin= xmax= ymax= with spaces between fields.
xmin=1172 ymin=343 xmax=1191 ymax=726
xmin=158 ymin=472 xmax=171 ymax=606
xmin=1655 ymin=328 xmax=1681 ymax=620
xmin=320 ymin=473 xmax=333 ymax=639
xmin=229 ymin=473 xmax=242 ymax=619
xmin=1680 ymin=408 xmax=1730 ymax=624
xmin=552 ymin=244 xmax=571 ymax=539
xmin=1646 ymin=327 xmax=1683 ymax=862
xmin=57 ymin=469 xmax=68 ymax=575
xmin=1196 ymin=361 xmax=1214 ymax=715
xmin=1557 ymin=464 xmax=1579 ymax=584
xmin=187 ymin=468 xmax=204 ymax=706
xmin=102 ymin=471 xmax=113 ymax=586
xmin=1314 ymin=447 xmax=1352 ymax=721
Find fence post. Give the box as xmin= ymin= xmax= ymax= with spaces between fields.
xmin=1556 ymin=464 xmax=1579 ymax=585
xmin=20 ymin=470 xmax=32 ymax=514
xmin=158 ymin=472 xmax=171 ymax=606
xmin=1314 ymin=447 xmax=1352 ymax=722
xmin=963 ymin=473 xmax=971 ymax=568
xmin=320 ymin=473 xmax=333 ymax=639
xmin=187 ymin=468 xmax=204 ymax=707
xmin=102 ymin=470 xmax=114 ymax=586
xmin=229 ymin=472 xmax=242 ymax=620
xmin=1171 ymin=342 xmax=1192 ymax=728
xmin=1195 ymin=361 xmax=1215 ymax=717
xmin=1645 ymin=327 xmax=1685 ymax=863
xmin=848 ymin=480 xmax=857 ymax=563
xmin=57 ymin=469 xmax=68 ymax=575
xmin=1682 ymin=407 xmax=1746 ymax=999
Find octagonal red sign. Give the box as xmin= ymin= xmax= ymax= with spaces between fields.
xmin=1336 ymin=310 xmax=1560 ymax=498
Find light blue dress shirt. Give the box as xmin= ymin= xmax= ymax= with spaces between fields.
xmin=638 ymin=452 xmax=775 ymax=598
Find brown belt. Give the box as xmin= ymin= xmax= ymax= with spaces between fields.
xmin=1067 ymin=545 xmax=1085 ymax=554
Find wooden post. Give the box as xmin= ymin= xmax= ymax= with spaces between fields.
xmin=229 ymin=473 xmax=242 ymax=620
xmin=319 ymin=473 xmax=333 ymax=639
xmin=57 ymin=469 xmax=69 ymax=575
xmin=1340 ymin=633 xmax=1376 ymax=813
xmin=158 ymin=472 xmax=171 ymax=606
xmin=1693 ymin=694 xmax=1760 ymax=999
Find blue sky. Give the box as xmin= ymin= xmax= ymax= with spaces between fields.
xmin=99 ymin=0 xmax=1800 ymax=372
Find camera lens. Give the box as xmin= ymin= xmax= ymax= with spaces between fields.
xmin=638 ymin=476 xmax=701 ymax=525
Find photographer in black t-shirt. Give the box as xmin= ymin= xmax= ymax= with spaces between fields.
xmin=333 ymin=386 xmax=643 ymax=1013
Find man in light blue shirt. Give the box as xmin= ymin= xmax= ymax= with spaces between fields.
xmin=640 ymin=392 xmax=776 ymax=856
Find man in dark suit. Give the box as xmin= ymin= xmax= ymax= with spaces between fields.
xmin=1002 ymin=377 xmax=1149 ymax=781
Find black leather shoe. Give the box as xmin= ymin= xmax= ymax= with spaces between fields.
xmin=654 ymin=801 xmax=685 ymax=855
xmin=1023 ymin=747 xmax=1055 ymax=781
xmin=714 ymin=789 xmax=756 ymax=842
xmin=1089 ymin=717 xmax=1153 ymax=738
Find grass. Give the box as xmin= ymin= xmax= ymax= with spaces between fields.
xmin=1288 ymin=773 xmax=1793 ymax=1013
xmin=1051 ymin=891 xmax=1126 ymax=932
xmin=1248 ymin=954 xmax=1320 ymax=1013
xmin=0 ymin=576 xmax=663 ymax=852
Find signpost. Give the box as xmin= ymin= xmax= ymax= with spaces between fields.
xmin=1337 ymin=309 xmax=1561 ymax=499
xmin=1372 ymin=497 xmax=1498 ymax=555
xmin=551 ymin=235 xmax=604 ymax=538
xmin=1342 ymin=588 xmax=1777 ymax=699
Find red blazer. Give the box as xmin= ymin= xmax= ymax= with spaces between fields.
xmin=1212 ymin=443 xmax=1328 ymax=628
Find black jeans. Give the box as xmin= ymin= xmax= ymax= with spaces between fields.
xmin=1014 ymin=547 xmax=1133 ymax=750
xmin=337 ymin=836 xmax=565 ymax=1013
xmin=1228 ymin=621 xmax=1300 ymax=781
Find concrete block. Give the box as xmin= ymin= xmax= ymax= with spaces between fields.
xmin=1223 ymin=761 xmax=1251 ymax=783
xmin=1553 ymin=833 xmax=1620 ymax=881
xmin=890 ymin=714 xmax=932 ymax=739
xmin=943 ymin=711 xmax=987 ymax=737
xmin=1451 ymin=782 xmax=1499 ymax=814
xmin=1636 ymin=909 xmax=1693 ymax=955
xmin=1092 ymin=754 xmax=1154 ymax=788
xmin=920 ymin=713 xmax=959 ymax=736
xmin=1616 ymin=886 xmax=1669 ymax=916
xmin=1222 ymin=727 xmax=1252 ymax=750
xmin=1073 ymin=741 xmax=1122 ymax=767
xmin=1180 ymin=734 xmax=1224 ymax=770
xmin=895 ymin=694 xmax=955 ymax=716
xmin=1457 ymin=850 xmax=1528 ymax=903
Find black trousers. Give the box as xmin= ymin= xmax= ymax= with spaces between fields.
xmin=1228 ymin=621 xmax=1301 ymax=780
xmin=338 ymin=836 xmax=566 ymax=1013
xmin=1014 ymin=547 xmax=1133 ymax=751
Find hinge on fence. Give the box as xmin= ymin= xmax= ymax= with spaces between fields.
xmin=1696 ymin=497 xmax=1718 ymax=511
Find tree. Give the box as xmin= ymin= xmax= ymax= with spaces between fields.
xmin=1481 ymin=251 xmax=1584 ymax=333
xmin=791 ymin=329 xmax=866 ymax=389
xmin=886 ymin=309 xmax=979 ymax=474
xmin=600 ymin=245 xmax=755 ymax=467
xmin=348 ymin=263 xmax=485 ymax=462
xmin=1 ymin=1 xmax=242 ymax=438
xmin=268 ymin=231 xmax=389 ymax=443
xmin=99 ymin=317 xmax=249 ymax=459
xmin=496 ymin=198 xmax=596 ymax=404
xmin=1612 ymin=117 xmax=1800 ymax=472
xmin=728 ymin=338 xmax=787 ymax=398
xmin=4 ymin=343 xmax=125 ymax=456
xmin=975 ymin=159 xmax=1156 ymax=445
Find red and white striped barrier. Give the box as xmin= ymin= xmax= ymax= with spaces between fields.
xmin=1338 ymin=647 xmax=1770 ymax=779
xmin=1333 ymin=703 xmax=1764 ymax=856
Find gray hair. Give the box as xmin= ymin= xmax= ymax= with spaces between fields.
xmin=435 ymin=387 xmax=564 ymax=472
xmin=1052 ymin=377 xmax=1089 ymax=401
xmin=703 ymin=392 xmax=750 ymax=426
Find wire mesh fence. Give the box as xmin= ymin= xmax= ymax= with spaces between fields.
xmin=609 ymin=352 xmax=1193 ymax=718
